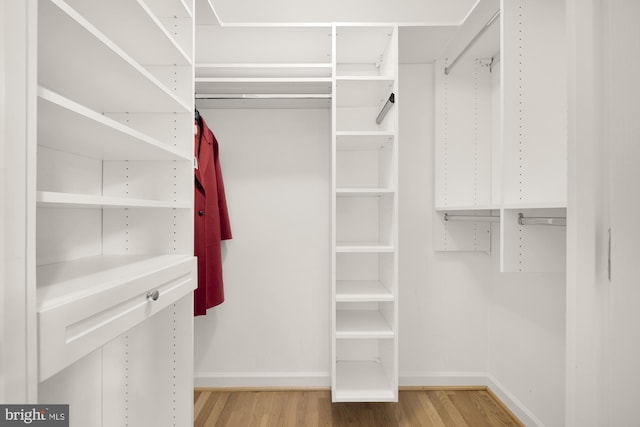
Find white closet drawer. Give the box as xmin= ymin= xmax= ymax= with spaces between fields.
xmin=37 ymin=255 xmax=196 ymax=381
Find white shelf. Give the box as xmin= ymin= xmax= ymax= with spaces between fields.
xmin=38 ymin=88 xmax=190 ymax=161
xmin=196 ymin=63 xmax=332 ymax=78
xmin=502 ymin=203 xmax=567 ymax=210
xmin=63 ymin=0 xmax=191 ymax=65
xmin=196 ymin=97 xmax=331 ymax=110
xmin=435 ymin=205 xmax=500 ymax=212
xmin=336 ymin=310 xmax=394 ymax=339
xmin=334 ymin=361 xmax=395 ymax=402
xmin=336 ymin=188 xmax=395 ymax=196
xmin=336 ymin=131 xmax=395 ymax=137
xmin=336 ymin=242 xmax=394 ymax=253
xmin=39 ymin=0 xmax=190 ymax=113
xmin=36 ymin=191 xmax=190 ymax=209
xmin=195 ymin=77 xmax=332 ymax=95
xmin=336 ymin=281 xmax=393 ymax=302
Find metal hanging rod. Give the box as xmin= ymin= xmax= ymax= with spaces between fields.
xmin=444 ymin=213 xmax=500 ymax=223
xmin=518 ymin=213 xmax=566 ymax=227
xmin=195 ymin=93 xmax=332 ymax=100
xmin=376 ymin=93 xmax=395 ymax=125
xmin=444 ymin=9 xmax=501 ymax=75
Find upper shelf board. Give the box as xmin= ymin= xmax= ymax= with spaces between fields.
xmin=39 ymin=0 xmax=190 ymax=113
xmin=61 ymin=0 xmax=192 ymax=65
xmin=196 ymin=63 xmax=332 ymax=78
xmin=38 ymin=87 xmax=190 ymax=161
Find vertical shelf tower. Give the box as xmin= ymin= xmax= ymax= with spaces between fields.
xmin=21 ymin=0 xmax=197 ymax=424
xmin=331 ymin=25 xmax=399 ymax=402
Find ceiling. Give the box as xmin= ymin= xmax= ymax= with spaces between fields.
xmin=204 ymin=0 xmax=478 ymax=25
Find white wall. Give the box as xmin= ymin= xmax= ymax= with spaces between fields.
xmin=398 ymin=64 xmax=491 ymax=383
xmin=194 ymin=108 xmax=331 ymax=386
xmin=487 ymin=251 xmax=566 ymax=426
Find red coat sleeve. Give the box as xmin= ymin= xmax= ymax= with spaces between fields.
xmin=213 ymin=135 xmax=232 ymax=241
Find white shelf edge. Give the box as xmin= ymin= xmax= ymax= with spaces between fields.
xmin=436 ymin=204 xmax=566 ymax=211
xmin=435 ymin=205 xmax=500 ymax=211
xmin=335 ymin=76 xmax=395 ymax=81
xmin=336 ymin=188 xmax=395 ymax=196
xmin=49 ymin=0 xmax=191 ymax=112
xmin=36 ymin=191 xmax=190 ymax=209
xmin=196 ymin=63 xmax=332 ymax=68
xmin=336 ymin=280 xmax=394 ymax=302
xmin=336 ymin=245 xmax=395 ymax=253
xmin=196 ymin=77 xmax=332 ymax=83
xmin=336 ymin=131 xmax=395 ymax=137
xmin=39 ymin=87 xmax=191 ymax=161
xmin=138 ymin=0 xmax=193 ymax=64
xmin=336 ymin=310 xmax=394 ymax=339
xmin=501 ymin=203 xmax=567 ymax=210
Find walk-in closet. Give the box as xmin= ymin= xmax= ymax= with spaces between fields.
xmin=2 ymin=0 xmax=640 ymax=426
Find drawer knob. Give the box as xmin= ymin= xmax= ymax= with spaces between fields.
xmin=146 ymin=290 xmax=160 ymax=301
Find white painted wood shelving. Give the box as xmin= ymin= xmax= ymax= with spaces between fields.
xmin=15 ymin=0 xmax=198 ymax=424
xmin=194 ymin=24 xmax=333 ymax=109
xmin=433 ymin=0 xmax=567 ymax=273
xmin=332 ymin=24 xmax=399 ymax=402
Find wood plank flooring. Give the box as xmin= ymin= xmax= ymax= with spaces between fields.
xmin=194 ymin=388 xmax=524 ymax=427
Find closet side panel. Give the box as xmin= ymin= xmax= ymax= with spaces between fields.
xmin=2 ymin=0 xmax=38 ymax=402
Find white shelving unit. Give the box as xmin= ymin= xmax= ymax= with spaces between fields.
xmin=11 ymin=0 xmax=198 ymax=424
xmin=433 ymin=0 xmax=566 ymax=272
xmin=195 ymin=25 xmax=332 ymax=109
xmin=332 ymin=24 xmax=399 ymax=402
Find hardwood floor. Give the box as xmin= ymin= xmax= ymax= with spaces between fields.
xmin=194 ymin=388 xmax=523 ymax=427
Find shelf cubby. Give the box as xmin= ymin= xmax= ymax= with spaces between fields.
xmin=334 ymin=338 xmax=396 ymax=402
xmin=336 ymin=26 xmax=396 ymax=77
xmin=336 ymin=133 xmax=395 ymax=190
xmin=336 ymin=193 xmax=395 ymax=248
xmin=336 ymin=303 xmax=395 ymax=339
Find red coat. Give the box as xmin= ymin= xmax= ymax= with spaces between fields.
xmin=194 ymin=116 xmax=232 ymax=316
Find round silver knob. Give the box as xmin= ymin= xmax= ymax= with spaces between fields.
xmin=146 ymin=290 xmax=160 ymax=301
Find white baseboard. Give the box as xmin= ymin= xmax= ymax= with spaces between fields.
xmin=486 ymin=374 xmax=545 ymax=427
xmin=399 ymin=371 xmax=488 ymax=387
xmin=194 ymin=370 xmax=543 ymax=426
xmin=194 ymin=371 xmax=331 ymax=388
